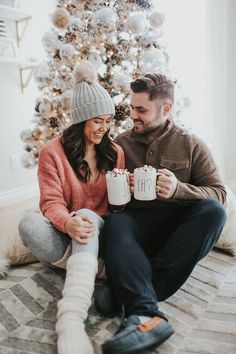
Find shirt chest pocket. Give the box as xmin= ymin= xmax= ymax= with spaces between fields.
xmin=159 ymin=158 xmax=190 ymax=182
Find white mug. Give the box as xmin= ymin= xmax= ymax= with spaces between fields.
xmin=106 ymin=173 xmax=131 ymax=206
xmin=134 ymin=168 xmax=157 ymax=201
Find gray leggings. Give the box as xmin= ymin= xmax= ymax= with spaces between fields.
xmin=18 ymin=209 xmax=104 ymax=266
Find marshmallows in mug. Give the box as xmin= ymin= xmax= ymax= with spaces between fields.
xmin=106 ymin=168 xmax=131 ymax=206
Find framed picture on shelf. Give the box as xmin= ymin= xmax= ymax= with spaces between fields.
xmin=0 ymin=37 xmax=18 ymax=59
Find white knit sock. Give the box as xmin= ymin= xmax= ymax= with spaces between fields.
xmin=56 ymin=252 xmax=97 ymax=354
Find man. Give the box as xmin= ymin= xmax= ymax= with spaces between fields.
xmin=101 ymin=73 xmax=226 ymax=354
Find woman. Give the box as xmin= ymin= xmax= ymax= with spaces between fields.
xmin=18 ymin=61 xmax=125 ymax=354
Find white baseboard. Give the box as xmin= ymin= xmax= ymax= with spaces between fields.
xmin=226 ymin=180 xmax=236 ymax=195
xmin=0 ymin=183 xmax=39 ymax=208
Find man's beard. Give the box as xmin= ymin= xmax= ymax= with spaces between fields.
xmin=133 ymin=120 xmax=160 ymax=135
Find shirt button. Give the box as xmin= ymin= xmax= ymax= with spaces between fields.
xmin=171 ymin=163 xmax=176 ymax=169
xmin=149 ymin=151 xmax=153 ymax=156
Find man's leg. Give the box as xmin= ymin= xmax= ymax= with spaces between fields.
xmin=104 ymin=210 xmax=162 ymax=317
xmin=152 ymin=199 xmax=226 ymax=301
xmin=102 ymin=209 xmax=174 ymax=354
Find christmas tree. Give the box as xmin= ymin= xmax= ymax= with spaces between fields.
xmin=21 ymin=0 xmax=180 ymax=168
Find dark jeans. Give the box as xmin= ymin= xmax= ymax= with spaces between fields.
xmin=103 ymin=199 xmax=226 ymax=318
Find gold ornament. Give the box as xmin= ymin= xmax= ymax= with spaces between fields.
xmin=52 ymin=8 xmax=70 ymax=29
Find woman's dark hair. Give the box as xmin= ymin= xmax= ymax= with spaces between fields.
xmin=61 ymin=122 xmax=118 ymax=182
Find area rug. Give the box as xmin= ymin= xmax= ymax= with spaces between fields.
xmin=0 ymin=249 xmax=235 ymax=354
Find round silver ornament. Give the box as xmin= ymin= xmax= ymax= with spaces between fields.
xmin=139 ymin=48 xmax=166 ymax=73
xmin=69 ymin=17 xmax=83 ymax=31
xmin=149 ymin=12 xmax=165 ymax=28
xmin=20 ymin=130 xmax=32 ymax=143
xmin=52 ymin=78 xmax=65 ymax=91
xmin=127 ymin=14 xmax=147 ymax=35
xmin=88 ymin=52 xmax=103 ymax=69
xmin=21 ymin=153 xmax=36 ymax=169
xmin=42 ymin=31 xmax=59 ymax=52
xmin=114 ymin=74 xmax=130 ymax=91
xmin=93 ymin=8 xmax=117 ymax=29
xmin=38 ymin=100 xmax=53 ymax=116
xmin=59 ymin=43 xmax=76 ymax=60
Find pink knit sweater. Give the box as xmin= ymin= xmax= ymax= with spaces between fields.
xmin=38 ymin=136 xmax=125 ymax=233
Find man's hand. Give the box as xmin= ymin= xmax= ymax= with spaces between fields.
xmin=65 ymin=215 xmax=96 ymax=244
xmin=156 ymin=168 xmax=178 ymax=199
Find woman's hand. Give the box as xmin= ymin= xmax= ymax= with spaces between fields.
xmin=65 ymin=215 xmax=96 ymax=244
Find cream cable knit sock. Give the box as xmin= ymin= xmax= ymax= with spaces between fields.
xmin=56 ymin=252 xmax=98 ymax=354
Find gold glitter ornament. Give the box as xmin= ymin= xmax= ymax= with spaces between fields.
xmin=32 ymin=128 xmax=43 ymax=140
xmin=52 ymin=8 xmax=70 ymax=29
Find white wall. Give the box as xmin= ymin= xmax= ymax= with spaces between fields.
xmin=225 ymin=0 xmax=236 ymax=193
xmin=0 ymin=0 xmax=55 ymax=204
xmin=155 ymin=0 xmax=236 ymax=194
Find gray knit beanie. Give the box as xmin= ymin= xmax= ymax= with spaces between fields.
xmin=71 ymin=61 xmax=115 ymax=124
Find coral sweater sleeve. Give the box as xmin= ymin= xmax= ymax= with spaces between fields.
xmin=38 ymin=147 xmax=72 ymax=233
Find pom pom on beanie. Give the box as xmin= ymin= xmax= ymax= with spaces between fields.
xmin=73 ymin=61 xmax=98 ymax=84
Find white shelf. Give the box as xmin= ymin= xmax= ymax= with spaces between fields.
xmin=0 ymin=5 xmax=34 ymax=92
xmin=0 ymin=5 xmax=31 ymax=21
xmin=0 ymin=57 xmax=37 ymax=92
xmin=0 ymin=5 xmax=32 ymax=44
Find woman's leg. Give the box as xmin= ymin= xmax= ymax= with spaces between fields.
xmin=18 ymin=212 xmax=70 ymax=266
xmin=56 ymin=209 xmax=104 ymax=354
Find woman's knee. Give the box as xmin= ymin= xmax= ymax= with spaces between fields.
xmin=75 ymin=208 xmax=104 ymax=228
xmin=18 ymin=212 xmax=43 ymax=247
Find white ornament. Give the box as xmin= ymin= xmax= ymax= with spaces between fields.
xmin=127 ymin=14 xmax=147 ymax=35
xmin=149 ymin=12 xmax=165 ymax=28
xmin=139 ymin=48 xmax=166 ymax=73
xmin=21 ymin=153 xmax=36 ymax=169
xmin=93 ymin=8 xmax=117 ymax=29
xmin=38 ymin=100 xmax=53 ymax=116
xmin=59 ymin=65 xmax=71 ymax=77
xmin=52 ymin=78 xmax=65 ymax=90
xmin=34 ymin=63 xmax=50 ymax=82
xmin=88 ymin=52 xmax=103 ymax=69
xmin=138 ymin=29 xmax=163 ymax=46
xmin=59 ymin=44 xmax=76 ymax=60
xmin=114 ymin=74 xmax=130 ymax=91
xmin=20 ymin=130 xmax=32 ymax=142
xmin=69 ymin=17 xmax=83 ymax=31
xmin=42 ymin=31 xmax=59 ymax=52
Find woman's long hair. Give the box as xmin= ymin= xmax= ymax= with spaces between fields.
xmin=61 ymin=122 xmax=118 ymax=182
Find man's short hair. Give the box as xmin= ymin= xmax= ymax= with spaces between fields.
xmin=130 ymin=73 xmax=174 ymax=103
